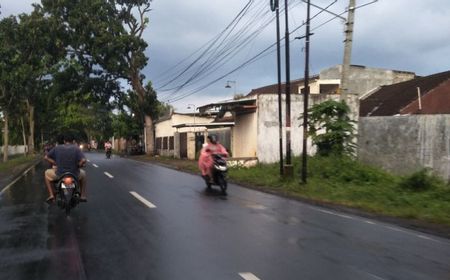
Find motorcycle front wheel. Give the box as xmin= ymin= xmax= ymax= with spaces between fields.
xmin=217 ymin=175 xmax=227 ymax=195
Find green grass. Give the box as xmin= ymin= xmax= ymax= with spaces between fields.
xmin=0 ymin=154 xmax=38 ymax=172
xmin=228 ymin=156 xmax=450 ymax=226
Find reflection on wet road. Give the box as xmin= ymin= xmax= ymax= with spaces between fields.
xmin=1 ymin=153 xmax=450 ymax=280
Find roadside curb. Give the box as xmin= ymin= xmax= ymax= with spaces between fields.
xmin=0 ymin=157 xmax=42 ymax=195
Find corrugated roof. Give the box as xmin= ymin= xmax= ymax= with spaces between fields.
xmin=360 ymin=70 xmax=450 ymax=116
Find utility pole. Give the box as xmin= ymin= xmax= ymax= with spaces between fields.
xmin=301 ymin=0 xmax=311 ymax=184
xmin=340 ymin=0 xmax=356 ymax=101
xmin=284 ymin=0 xmax=293 ymax=177
xmin=270 ymin=0 xmax=284 ymax=176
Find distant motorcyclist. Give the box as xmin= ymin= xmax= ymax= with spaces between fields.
xmin=104 ymin=140 xmax=112 ymax=158
xmin=198 ymin=134 xmax=228 ymax=181
xmin=44 ymin=133 xmax=87 ymax=203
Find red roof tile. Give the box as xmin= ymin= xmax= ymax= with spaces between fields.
xmin=360 ymin=71 xmax=450 ymax=116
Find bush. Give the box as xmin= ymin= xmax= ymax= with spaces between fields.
xmin=398 ymin=169 xmax=443 ymax=191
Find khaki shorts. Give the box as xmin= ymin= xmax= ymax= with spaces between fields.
xmin=45 ymin=168 xmax=86 ymax=182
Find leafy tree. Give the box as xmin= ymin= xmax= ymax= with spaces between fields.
xmin=39 ymin=0 xmax=156 ymax=154
xmin=305 ymin=100 xmax=356 ymax=156
xmin=13 ymin=10 xmax=65 ymax=153
xmin=0 ymin=16 xmax=21 ymax=161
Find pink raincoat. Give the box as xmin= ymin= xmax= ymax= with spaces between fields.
xmin=198 ymin=143 xmax=228 ymax=176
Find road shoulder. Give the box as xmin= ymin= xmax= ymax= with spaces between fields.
xmin=129 ymin=155 xmax=450 ymax=240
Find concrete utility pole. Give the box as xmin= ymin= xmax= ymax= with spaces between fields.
xmin=270 ymin=0 xmax=284 ymax=176
xmin=284 ymin=0 xmax=293 ymax=177
xmin=301 ymin=0 xmax=311 ymax=184
xmin=340 ymin=0 xmax=356 ymax=101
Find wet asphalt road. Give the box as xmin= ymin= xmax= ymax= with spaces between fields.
xmin=0 ymin=153 xmax=450 ymax=280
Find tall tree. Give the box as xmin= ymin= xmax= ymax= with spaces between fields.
xmin=40 ymin=0 xmax=156 ymax=154
xmin=0 ymin=16 xmax=20 ymax=161
xmin=14 ymin=10 xmax=65 ymax=153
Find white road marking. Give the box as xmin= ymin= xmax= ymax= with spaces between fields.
xmin=366 ymin=272 xmax=387 ymax=280
xmin=0 ymin=164 xmax=36 ymax=195
xmin=92 ymin=164 xmax=99 ymax=168
xmin=417 ymin=235 xmax=434 ymax=241
xmin=239 ymin=272 xmax=261 ymax=280
xmin=104 ymin=172 xmax=114 ymax=178
xmin=317 ymin=209 xmax=354 ymax=220
xmin=311 ymin=207 xmax=449 ymax=244
xmin=130 ymin=191 xmax=157 ymax=208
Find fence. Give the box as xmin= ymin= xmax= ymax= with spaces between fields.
xmin=0 ymin=145 xmax=28 ymax=156
xmin=358 ymin=115 xmax=450 ymax=181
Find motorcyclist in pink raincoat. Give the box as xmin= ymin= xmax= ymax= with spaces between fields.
xmin=198 ymin=134 xmax=228 ymax=181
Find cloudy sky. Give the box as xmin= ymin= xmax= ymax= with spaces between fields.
xmin=1 ymin=0 xmax=449 ymax=112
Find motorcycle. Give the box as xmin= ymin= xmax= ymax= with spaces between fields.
xmin=106 ymin=148 xmax=112 ymax=159
xmin=54 ymin=172 xmax=81 ymax=215
xmin=203 ymin=154 xmax=228 ymax=195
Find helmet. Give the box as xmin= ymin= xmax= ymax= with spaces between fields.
xmin=207 ymin=134 xmax=217 ymax=144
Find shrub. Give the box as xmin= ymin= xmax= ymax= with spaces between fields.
xmin=304 ymin=100 xmax=356 ymax=156
xmin=398 ymin=169 xmax=442 ymax=191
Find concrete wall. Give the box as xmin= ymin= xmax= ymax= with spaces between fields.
xmin=155 ymin=114 xmax=213 ymax=137
xmin=155 ymin=113 xmax=214 ymax=158
xmin=320 ymin=65 xmax=415 ymax=96
xmin=358 ymin=115 xmax=450 ymax=180
xmin=0 ymin=145 xmax=28 ymax=156
xmin=232 ymin=112 xmax=257 ymax=158
xmin=256 ymin=94 xmax=343 ymax=163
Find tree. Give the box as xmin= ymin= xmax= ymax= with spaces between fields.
xmin=306 ymin=100 xmax=356 ymax=156
xmin=14 ymin=10 xmax=65 ymax=153
xmin=40 ymin=0 xmax=156 ymax=154
xmin=0 ymin=16 xmax=21 ymax=161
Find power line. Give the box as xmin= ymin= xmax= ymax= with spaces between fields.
xmin=162 ymin=0 xmax=374 ymax=103
xmin=160 ymin=0 xmax=301 ymax=102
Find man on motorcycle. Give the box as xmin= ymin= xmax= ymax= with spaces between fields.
xmin=104 ymin=140 xmax=112 ymax=157
xmin=198 ymin=134 xmax=229 ymax=181
xmin=44 ymin=133 xmax=87 ymax=203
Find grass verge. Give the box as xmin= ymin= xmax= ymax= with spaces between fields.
xmin=0 ymin=154 xmax=40 ymax=174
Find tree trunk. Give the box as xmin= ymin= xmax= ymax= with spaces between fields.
xmin=26 ymin=100 xmax=35 ymax=154
xmin=21 ymin=117 xmax=28 ymax=156
xmin=130 ymin=71 xmax=154 ymax=156
xmin=41 ymin=128 xmax=44 ymax=149
xmin=2 ymin=113 xmax=9 ymax=162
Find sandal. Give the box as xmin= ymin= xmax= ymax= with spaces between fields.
xmin=79 ymin=197 xmax=87 ymax=202
xmin=46 ymin=196 xmax=55 ymax=204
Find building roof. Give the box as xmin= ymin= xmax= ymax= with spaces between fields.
xmin=198 ymin=97 xmax=257 ymax=118
xmin=246 ymin=76 xmax=319 ymax=96
xmin=360 ymin=70 xmax=450 ymax=116
xmin=172 ymin=122 xmax=234 ymax=129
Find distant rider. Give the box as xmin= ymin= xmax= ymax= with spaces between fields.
xmin=104 ymin=140 xmax=112 ymax=157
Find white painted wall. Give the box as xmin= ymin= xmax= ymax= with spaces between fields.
xmin=232 ymin=112 xmax=257 ymax=158
xmin=256 ymin=94 xmax=342 ymax=163
xmin=155 ymin=114 xmax=214 ymax=136
xmin=0 ymin=145 xmax=28 ymax=156
xmin=155 ymin=113 xmax=215 ymax=159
